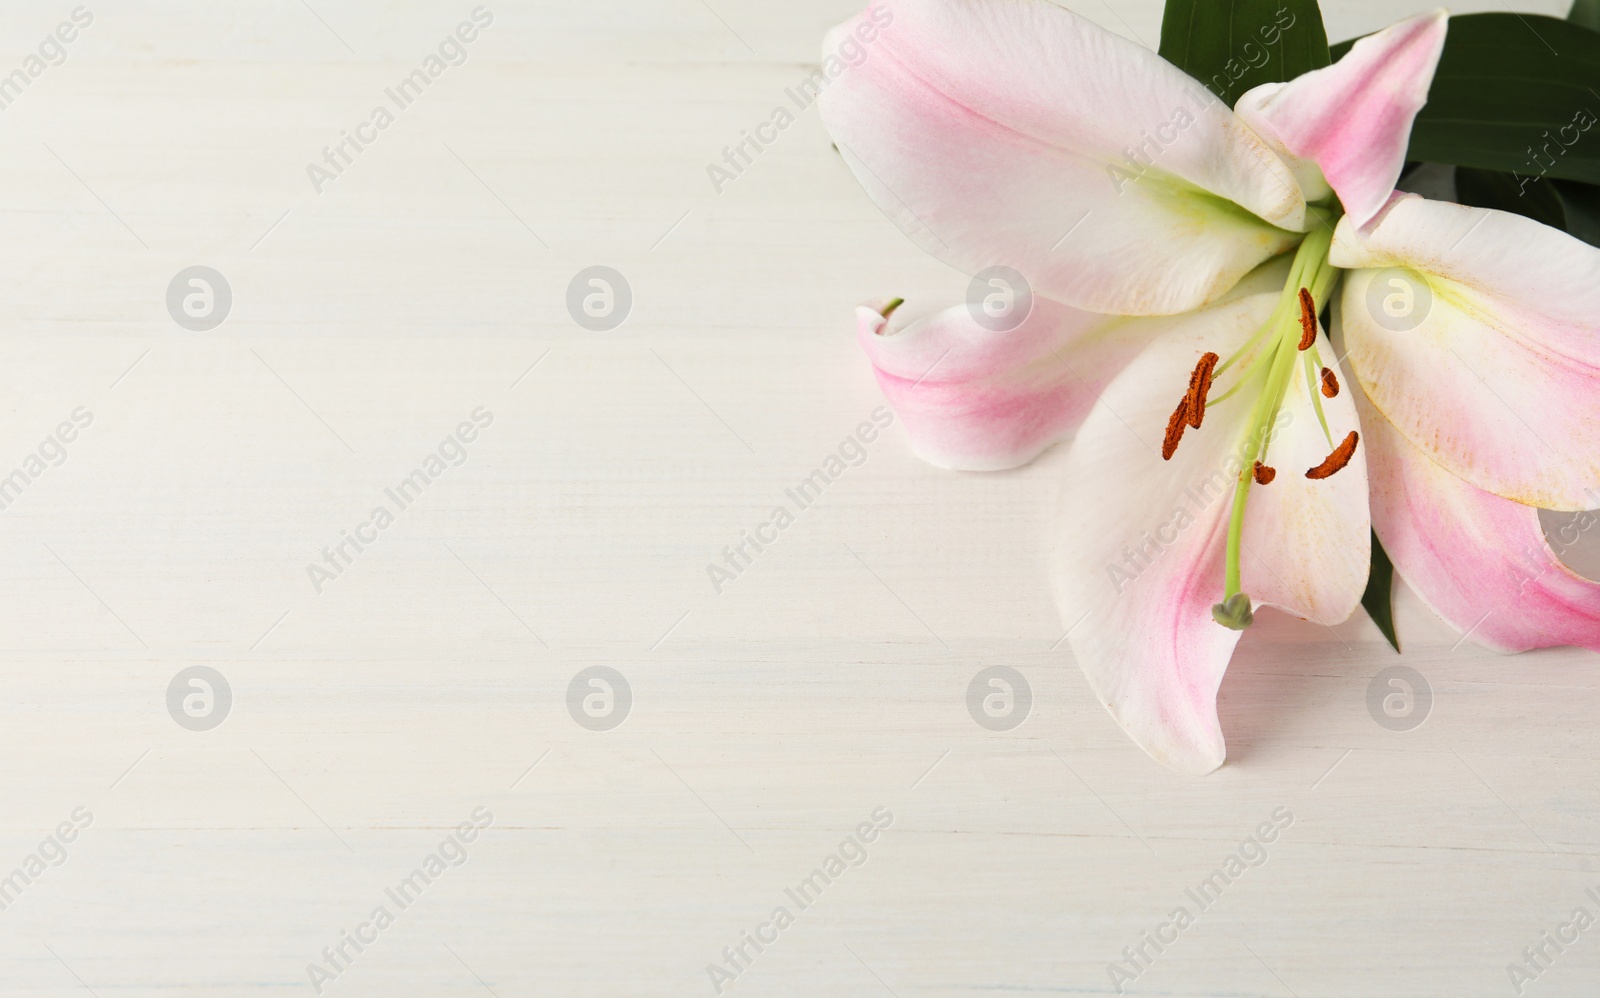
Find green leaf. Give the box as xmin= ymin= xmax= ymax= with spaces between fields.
xmin=1454 ymin=166 xmax=1568 ymax=230
xmin=1453 ymin=166 xmax=1600 ymax=248
xmin=1159 ymin=0 xmax=1330 ymax=107
xmin=1362 ymin=531 xmax=1401 ymax=653
xmin=1554 ymin=179 xmax=1600 ymax=245
xmin=1395 ymin=14 xmax=1600 ymax=186
xmin=1573 ymin=0 xmax=1600 ymax=32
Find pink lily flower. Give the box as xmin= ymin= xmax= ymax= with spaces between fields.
xmin=822 ymin=0 xmax=1600 ymax=773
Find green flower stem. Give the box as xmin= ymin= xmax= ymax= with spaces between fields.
xmin=1220 ymin=222 xmax=1341 ymax=605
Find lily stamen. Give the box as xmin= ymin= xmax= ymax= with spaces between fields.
xmin=1297 ymin=288 xmax=1318 ymax=350
xmin=1218 ymin=223 xmax=1339 ymax=622
xmin=1162 ymin=400 xmax=1189 ymax=460
xmin=1253 ymin=461 xmax=1276 ymax=485
xmin=1320 ymin=366 xmax=1340 ymax=398
xmin=1186 ymin=352 xmax=1220 ymax=429
xmin=1161 ymin=351 xmax=1221 ymax=460
xmin=1306 ymin=430 xmax=1360 ymax=479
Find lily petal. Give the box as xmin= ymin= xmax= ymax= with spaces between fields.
xmin=1358 ymin=391 xmax=1600 ymax=654
xmin=858 ymin=262 xmax=1299 ymax=472
xmin=1054 ymin=301 xmax=1263 ymax=773
xmin=1056 ymin=289 xmax=1364 ymax=773
xmin=1239 ymin=321 xmax=1371 ymax=625
xmin=1334 ymin=194 xmax=1600 ymax=511
xmin=1235 ymin=10 xmax=1448 ymax=228
xmin=819 ymin=0 xmax=1307 ymax=316
xmin=857 ymin=298 xmax=1158 ymax=471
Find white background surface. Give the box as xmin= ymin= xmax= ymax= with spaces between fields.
xmin=0 ymin=0 xmax=1594 ymax=995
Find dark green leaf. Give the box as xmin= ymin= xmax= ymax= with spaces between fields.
xmin=1555 ymin=179 xmax=1600 ymax=244
xmin=1362 ymin=531 xmax=1401 ymax=653
xmin=1159 ymin=0 xmax=1330 ymax=107
xmin=1454 ymin=167 xmax=1600 ymax=248
xmin=1455 ymin=166 xmax=1568 ymax=230
xmin=1402 ymin=14 xmax=1600 ymax=186
xmin=1572 ymin=0 xmax=1600 ymax=32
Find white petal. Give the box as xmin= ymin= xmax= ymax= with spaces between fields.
xmin=818 ymin=0 xmax=1307 ymax=316
xmin=1236 ymin=11 xmax=1448 ymax=227
xmin=856 ymin=297 xmax=1159 ymax=471
xmin=1240 ymin=318 xmax=1370 ymax=625
xmin=1334 ymin=194 xmax=1600 ymax=510
xmin=1359 ymin=389 xmax=1600 ymax=654
xmin=1056 ymin=282 xmax=1371 ymax=771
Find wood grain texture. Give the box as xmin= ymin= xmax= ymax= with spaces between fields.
xmin=0 ymin=1 xmax=1589 ymax=996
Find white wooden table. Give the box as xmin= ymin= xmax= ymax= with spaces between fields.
xmin=0 ymin=1 xmax=1591 ymax=995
